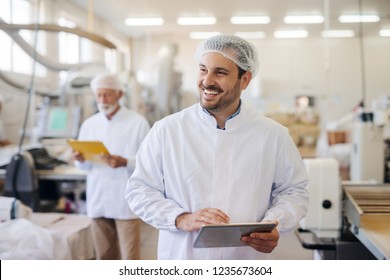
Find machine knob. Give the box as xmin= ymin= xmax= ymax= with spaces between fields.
xmin=322 ymin=200 xmax=332 ymax=209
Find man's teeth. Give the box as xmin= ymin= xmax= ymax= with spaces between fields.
xmin=205 ymin=90 xmax=219 ymax=95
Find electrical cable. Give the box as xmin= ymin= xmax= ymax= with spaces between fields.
xmin=17 ymin=0 xmax=41 ymax=153
xmin=11 ymin=0 xmax=41 ymax=200
xmin=358 ymin=0 xmax=367 ymax=110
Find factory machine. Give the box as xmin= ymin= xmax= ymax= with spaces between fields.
xmin=296 ymin=158 xmax=390 ymax=260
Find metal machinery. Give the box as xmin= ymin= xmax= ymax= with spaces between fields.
xmin=343 ymin=184 xmax=390 ymax=260
xmin=296 ymin=158 xmax=389 ymax=260
xmin=350 ymin=112 xmax=385 ymax=183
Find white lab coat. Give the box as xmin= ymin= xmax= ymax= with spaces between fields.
xmin=75 ymin=107 xmax=150 ymax=219
xmin=125 ymin=102 xmax=309 ymax=259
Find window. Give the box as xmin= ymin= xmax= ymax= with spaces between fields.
xmin=0 ymin=0 xmax=46 ymax=76
xmin=58 ymin=17 xmax=80 ymax=64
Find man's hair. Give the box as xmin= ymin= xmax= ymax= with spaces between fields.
xmin=237 ymin=67 xmax=247 ymax=79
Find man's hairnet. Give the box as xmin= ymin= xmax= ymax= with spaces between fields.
xmin=90 ymin=73 xmax=125 ymax=94
xmin=195 ymin=34 xmax=259 ymax=77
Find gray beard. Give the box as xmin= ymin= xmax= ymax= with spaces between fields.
xmin=97 ymin=103 xmax=117 ymax=115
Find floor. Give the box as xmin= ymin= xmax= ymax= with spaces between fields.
xmin=139 ymin=221 xmax=314 ymax=260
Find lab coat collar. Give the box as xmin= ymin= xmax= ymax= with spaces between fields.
xmin=99 ymin=105 xmax=125 ymax=122
xmin=197 ymin=101 xmax=248 ymax=130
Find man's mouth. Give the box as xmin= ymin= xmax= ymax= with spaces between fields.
xmin=204 ymin=89 xmax=220 ymax=95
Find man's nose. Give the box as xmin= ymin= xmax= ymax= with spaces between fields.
xmin=202 ymin=73 xmax=215 ymax=87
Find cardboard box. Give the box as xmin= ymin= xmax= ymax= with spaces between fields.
xmin=328 ymin=130 xmax=347 ymax=145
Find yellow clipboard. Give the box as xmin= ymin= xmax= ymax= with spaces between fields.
xmin=67 ymin=139 xmax=110 ymax=162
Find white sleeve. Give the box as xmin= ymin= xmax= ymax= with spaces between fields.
xmin=125 ymin=123 xmax=188 ymax=231
xmin=126 ymin=117 xmax=150 ymax=171
xmin=74 ymin=159 xmax=93 ymax=171
xmin=263 ymin=128 xmax=309 ymax=232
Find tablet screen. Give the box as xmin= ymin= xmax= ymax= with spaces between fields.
xmin=193 ymin=222 xmax=277 ymax=248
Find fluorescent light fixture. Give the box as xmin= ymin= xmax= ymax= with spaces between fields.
xmin=284 ymin=15 xmax=324 ymax=24
xmin=338 ymin=15 xmax=380 ymax=23
xmin=125 ymin=17 xmax=164 ymax=26
xmin=234 ymin=32 xmax=266 ymax=39
xmin=379 ymin=29 xmax=390 ymax=37
xmin=177 ymin=17 xmax=216 ymax=25
xmin=189 ymin=32 xmax=221 ymax=39
xmin=230 ymin=16 xmax=270 ymax=24
xmin=321 ymin=30 xmax=355 ymax=38
xmin=274 ymin=30 xmax=308 ymax=38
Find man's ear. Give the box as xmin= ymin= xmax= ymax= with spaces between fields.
xmin=240 ymin=71 xmax=252 ymax=90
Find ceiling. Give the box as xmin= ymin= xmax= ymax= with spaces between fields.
xmin=69 ymin=0 xmax=390 ymax=39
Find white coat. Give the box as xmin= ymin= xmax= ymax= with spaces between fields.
xmin=75 ymin=107 xmax=150 ymax=219
xmin=125 ymin=102 xmax=309 ymax=259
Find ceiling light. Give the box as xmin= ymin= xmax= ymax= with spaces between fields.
xmin=379 ymin=29 xmax=390 ymax=37
xmin=125 ymin=17 xmax=164 ymax=26
xmin=274 ymin=30 xmax=308 ymax=39
xmin=189 ymin=32 xmax=221 ymax=39
xmin=230 ymin=16 xmax=270 ymax=24
xmin=177 ymin=17 xmax=216 ymax=25
xmin=284 ymin=15 xmax=324 ymax=24
xmin=338 ymin=15 xmax=380 ymax=23
xmin=234 ymin=32 xmax=266 ymax=39
xmin=321 ymin=30 xmax=355 ymax=38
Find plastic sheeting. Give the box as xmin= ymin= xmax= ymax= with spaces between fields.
xmin=0 ymin=218 xmax=71 ymax=259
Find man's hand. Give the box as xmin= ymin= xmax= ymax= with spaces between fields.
xmin=72 ymin=150 xmax=85 ymax=162
xmin=240 ymin=222 xmax=279 ymax=253
xmin=175 ymin=208 xmax=230 ymax=232
xmin=101 ymin=154 xmax=127 ymax=168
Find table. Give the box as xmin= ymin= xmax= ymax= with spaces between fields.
xmin=31 ymin=212 xmax=95 ymax=259
xmin=0 ymin=213 xmax=95 ymax=260
xmin=343 ymin=185 xmax=390 ymax=260
xmin=0 ymin=165 xmax=86 ymax=180
xmin=35 ymin=165 xmax=87 ymax=180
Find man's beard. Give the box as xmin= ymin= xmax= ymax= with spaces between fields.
xmin=200 ymin=81 xmax=241 ymax=113
xmin=97 ymin=103 xmax=117 ymax=115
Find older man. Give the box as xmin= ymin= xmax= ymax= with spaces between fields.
xmin=73 ymin=73 xmax=150 ymax=259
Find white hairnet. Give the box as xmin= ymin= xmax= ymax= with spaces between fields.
xmin=195 ymin=34 xmax=259 ymax=77
xmin=90 ymin=73 xmax=125 ymax=94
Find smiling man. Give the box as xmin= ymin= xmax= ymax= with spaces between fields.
xmin=125 ymin=35 xmax=309 ymax=260
xmin=197 ymin=43 xmax=253 ymax=129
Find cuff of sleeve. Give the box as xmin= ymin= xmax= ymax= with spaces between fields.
xmin=74 ymin=160 xmax=92 ymax=171
xmin=126 ymin=157 xmax=136 ymax=169
xmin=168 ymin=209 xmax=190 ymax=232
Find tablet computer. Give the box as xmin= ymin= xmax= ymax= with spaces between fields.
xmin=67 ymin=139 xmax=110 ymax=162
xmin=193 ymin=222 xmax=277 ymax=248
